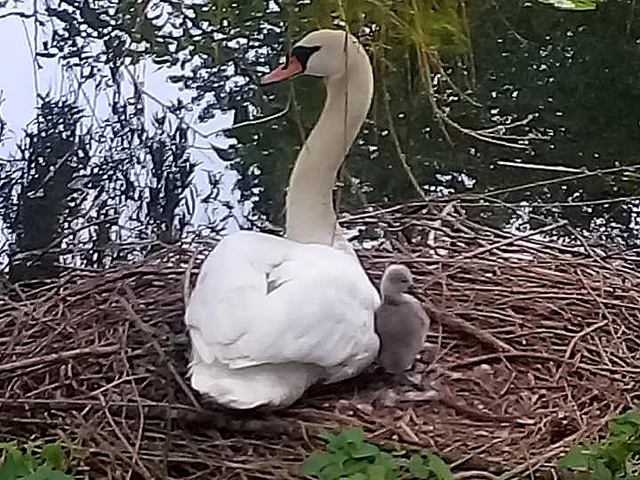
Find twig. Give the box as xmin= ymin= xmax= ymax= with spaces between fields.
xmin=495 ymin=411 xmax=617 ymax=480
xmin=98 ymin=394 xmax=154 ymax=480
xmin=454 ymin=472 xmax=500 ymax=480
xmin=120 ymin=323 xmax=145 ymax=480
xmin=123 ymin=64 xmax=292 ymax=145
xmin=423 ymin=300 xmax=516 ymax=353
xmin=0 ymin=345 xmax=119 ymax=373
xmin=563 ymin=320 xmax=608 ymax=361
xmin=0 ymin=10 xmax=34 ymax=20
xmin=183 ymin=249 xmax=197 ymax=305
xmin=381 ymin=77 xmax=427 ymax=200
xmin=119 ymin=290 xmax=201 ymax=410
xmin=480 ymin=164 xmax=640 ymax=198
xmin=457 ymin=221 xmax=568 ymax=261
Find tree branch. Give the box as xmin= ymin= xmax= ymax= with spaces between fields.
xmin=0 ymin=10 xmax=34 ymax=21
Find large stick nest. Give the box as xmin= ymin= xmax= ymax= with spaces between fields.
xmin=1 ymin=200 xmax=639 ymax=479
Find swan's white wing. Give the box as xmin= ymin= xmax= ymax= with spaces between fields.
xmin=185 ymin=230 xmax=380 ymax=383
xmin=239 ymin=245 xmax=380 ymax=376
xmin=185 ymin=231 xmax=290 ymax=354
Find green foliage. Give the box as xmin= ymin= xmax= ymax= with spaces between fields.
xmin=557 ymin=411 xmax=640 ymax=480
xmin=302 ymin=428 xmax=453 ymax=480
xmin=3 ymin=0 xmax=639 ymax=265
xmin=539 ymin=0 xmax=603 ymax=11
xmin=0 ymin=442 xmax=76 ymax=480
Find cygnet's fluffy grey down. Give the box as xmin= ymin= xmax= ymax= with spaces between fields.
xmin=374 ymin=264 xmax=431 ymax=374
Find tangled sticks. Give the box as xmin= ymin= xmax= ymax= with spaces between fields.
xmin=1 ymin=199 xmax=639 ymax=479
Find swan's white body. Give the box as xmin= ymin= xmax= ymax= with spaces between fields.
xmin=186 ymin=231 xmax=380 ymax=408
xmin=184 ymin=30 xmax=380 ymax=409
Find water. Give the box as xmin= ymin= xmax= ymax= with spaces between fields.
xmin=1 ymin=0 xmax=639 ymax=279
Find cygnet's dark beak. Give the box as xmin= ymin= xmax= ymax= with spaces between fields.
xmin=407 ymin=282 xmax=419 ymax=295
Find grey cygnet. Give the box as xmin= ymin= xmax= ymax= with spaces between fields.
xmin=374 ymin=264 xmax=431 ymax=374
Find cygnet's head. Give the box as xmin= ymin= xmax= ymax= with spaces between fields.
xmin=381 ymin=264 xmax=414 ymax=298
xmin=261 ymin=29 xmax=367 ymax=84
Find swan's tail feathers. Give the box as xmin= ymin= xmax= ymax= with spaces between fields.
xmin=188 ymin=353 xmax=322 ymax=409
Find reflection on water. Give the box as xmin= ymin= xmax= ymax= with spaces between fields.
xmin=1 ymin=0 xmax=640 ymax=279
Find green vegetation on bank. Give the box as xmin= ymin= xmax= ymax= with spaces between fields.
xmin=300 ymin=410 xmax=640 ymax=480
xmin=0 ymin=441 xmax=76 ymax=480
xmin=302 ymin=428 xmax=453 ymax=480
xmin=558 ymin=410 xmax=640 ymax=480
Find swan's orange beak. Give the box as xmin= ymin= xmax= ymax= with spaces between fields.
xmin=261 ymin=56 xmax=303 ymax=85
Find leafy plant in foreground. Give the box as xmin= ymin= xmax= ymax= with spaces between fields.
xmin=302 ymin=428 xmax=453 ymax=480
xmin=557 ymin=410 xmax=640 ymax=480
xmin=0 ymin=441 xmax=76 ymax=480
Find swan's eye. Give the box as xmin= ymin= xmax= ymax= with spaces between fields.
xmin=291 ymin=45 xmax=322 ymax=70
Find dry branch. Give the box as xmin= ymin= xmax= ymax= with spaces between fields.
xmin=423 ymin=300 xmax=516 ymax=353
xmin=0 ymin=345 xmax=119 ymax=374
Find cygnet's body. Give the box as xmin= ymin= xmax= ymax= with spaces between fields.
xmin=374 ymin=265 xmax=430 ymax=373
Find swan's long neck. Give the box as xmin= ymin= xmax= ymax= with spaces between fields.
xmin=285 ymin=46 xmax=373 ymax=245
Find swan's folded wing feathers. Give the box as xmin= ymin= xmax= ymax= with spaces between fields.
xmin=185 ymin=231 xmax=294 ymax=362
xmin=222 ymin=254 xmax=378 ymax=369
xmin=188 ymin=240 xmax=379 ymax=374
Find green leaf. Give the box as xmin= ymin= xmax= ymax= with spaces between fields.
xmin=348 ymin=442 xmax=379 ymax=459
xmin=339 ymin=429 xmax=366 ymax=444
xmin=331 ymin=452 xmax=348 ymax=467
xmin=139 ymin=20 xmax=155 ymax=42
xmin=320 ymin=462 xmax=344 ymax=480
xmin=302 ymin=453 xmax=334 ymax=477
xmin=367 ymin=463 xmax=387 ymax=480
xmin=603 ymin=438 xmax=630 ymax=470
xmin=41 ymin=444 xmax=66 ymax=471
xmin=21 ymin=466 xmax=75 ymax=480
xmin=593 ymin=460 xmax=613 ymax=480
xmin=610 ymin=422 xmax=636 ymax=438
xmin=347 ymin=474 xmax=366 ymax=480
xmin=40 ymin=466 xmax=76 ymax=480
xmin=20 ymin=467 xmax=76 ymax=480
xmin=409 ymin=454 xmax=431 ymax=479
xmin=342 ymin=458 xmax=367 ymax=476
xmin=376 ymin=452 xmax=396 ymax=472
xmin=427 ymin=453 xmax=454 ymax=480
xmin=558 ymin=447 xmax=591 ymax=470
xmin=327 ymin=435 xmax=347 ymax=454
xmin=316 ymin=429 xmax=337 ymax=443
xmin=616 ymin=411 xmax=640 ymax=426
xmin=0 ymin=451 xmax=32 ymax=480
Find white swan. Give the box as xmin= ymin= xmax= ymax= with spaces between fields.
xmin=184 ymin=29 xmax=380 ymax=409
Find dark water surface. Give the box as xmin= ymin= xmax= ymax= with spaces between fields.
xmin=1 ymin=0 xmax=639 ymax=278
